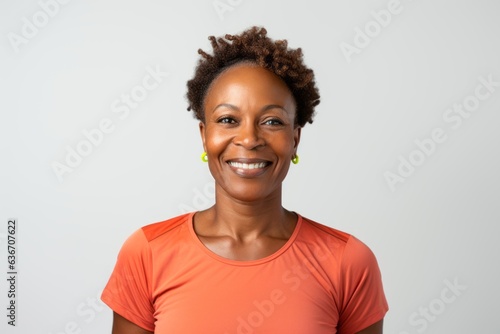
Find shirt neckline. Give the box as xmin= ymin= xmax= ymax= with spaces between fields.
xmin=187 ymin=211 xmax=303 ymax=266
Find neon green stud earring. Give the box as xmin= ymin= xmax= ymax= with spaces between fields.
xmin=292 ymin=154 xmax=299 ymax=164
xmin=201 ymin=152 xmax=208 ymax=162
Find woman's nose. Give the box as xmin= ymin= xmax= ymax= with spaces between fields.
xmin=233 ymin=122 xmax=265 ymax=149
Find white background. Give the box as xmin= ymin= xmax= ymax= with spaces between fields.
xmin=1 ymin=0 xmax=499 ymax=333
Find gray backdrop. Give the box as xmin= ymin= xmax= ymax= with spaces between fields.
xmin=1 ymin=0 xmax=499 ymax=333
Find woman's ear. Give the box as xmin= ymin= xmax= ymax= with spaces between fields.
xmin=199 ymin=121 xmax=207 ymax=152
xmin=293 ymin=126 xmax=301 ymax=150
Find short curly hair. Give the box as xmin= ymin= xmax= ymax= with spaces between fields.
xmin=186 ymin=26 xmax=320 ymax=128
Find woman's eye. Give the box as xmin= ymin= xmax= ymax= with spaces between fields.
xmin=218 ymin=117 xmax=236 ymax=124
xmin=264 ymin=119 xmax=284 ymax=126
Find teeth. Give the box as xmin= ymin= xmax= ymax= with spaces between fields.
xmin=228 ymin=162 xmax=268 ymax=169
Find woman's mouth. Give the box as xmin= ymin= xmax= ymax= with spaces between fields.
xmin=227 ymin=161 xmax=269 ymax=169
xmin=226 ymin=160 xmax=271 ymax=177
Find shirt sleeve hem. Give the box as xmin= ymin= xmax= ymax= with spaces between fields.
xmin=101 ymin=290 xmax=155 ymax=332
xmin=341 ymin=307 xmax=389 ymax=334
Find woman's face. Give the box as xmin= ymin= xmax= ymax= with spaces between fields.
xmin=200 ymin=63 xmax=301 ymax=202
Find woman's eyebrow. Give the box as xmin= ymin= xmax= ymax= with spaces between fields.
xmin=262 ymin=104 xmax=290 ymax=115
xmin=212 ymin=103 xmax=290 ymax=114
xmin=212 ymin=103 xmax=239 ymax=113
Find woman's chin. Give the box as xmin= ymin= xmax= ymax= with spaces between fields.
xmin=218 ymin=184 xmax=279 ymax=204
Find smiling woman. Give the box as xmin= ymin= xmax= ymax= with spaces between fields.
xmin=200 ymin=63 xmax=299 ymax=204
xmin=101 ymin=26 xmax=388 ymax=334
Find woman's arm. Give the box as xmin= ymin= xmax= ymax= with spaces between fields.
xmin=355 ymin=319 xmax=384 ymax=334
xmin=111 ymin=312 xmax=153 ymax=334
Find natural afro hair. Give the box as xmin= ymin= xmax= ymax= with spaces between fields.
xmin=186 ymin=26 xmax=320 ymax=127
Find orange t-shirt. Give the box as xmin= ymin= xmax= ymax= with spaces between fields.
xmin=101 ymin=212 xmax=388 ymax=333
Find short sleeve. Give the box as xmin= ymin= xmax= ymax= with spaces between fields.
xmin=338 ymin=236 xmax=389 ymax=334
xmin=101 ymin=228 xmax=155 ymax=332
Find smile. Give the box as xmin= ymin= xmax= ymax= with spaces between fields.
xmin=226 ymin=159 xmax=272 ymax=177
xmin=227 ymin=161 xmax=269 ymax=169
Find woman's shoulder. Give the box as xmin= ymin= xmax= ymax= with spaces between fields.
xmin=115 ymin=212 xmax=195 ymax=260
xmin=298 ymin=213 xmax=352 ymax=244
xmin=140 ymin=211 xmax=194 ymax=243
xmin=296 ymin=213 xmax=382 ymax=274
xmin=297 ymin=214 xmax=375 ymax=257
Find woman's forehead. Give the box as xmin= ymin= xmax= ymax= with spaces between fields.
xmin=206 ymin=63 xmax=292 ymax=97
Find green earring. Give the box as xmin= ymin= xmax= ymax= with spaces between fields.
xmin=201 ymin=152 xmax=208 ymax=162
xmin=292 ymin=154 xmax=299 ymax=164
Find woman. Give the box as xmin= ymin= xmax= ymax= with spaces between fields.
xmin=101 ymin=26 xmax=388 ymax=334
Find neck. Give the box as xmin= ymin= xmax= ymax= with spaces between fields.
xmin=203 ymin=184 xmax=293 ymax=241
